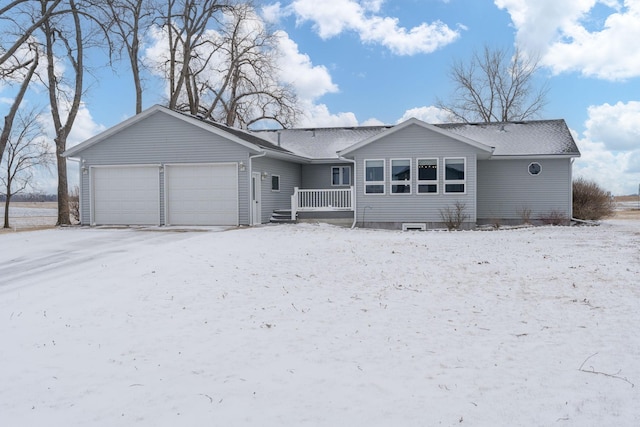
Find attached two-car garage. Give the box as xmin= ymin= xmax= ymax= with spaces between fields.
xmin=91 ymin=163 xmax=239 ymax=226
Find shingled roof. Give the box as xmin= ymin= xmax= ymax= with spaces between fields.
xmin=253 ymin=118 xmax=579 ymax=159
xmin=436 ymin=120 xmax=580 ymax=157
xmin=255 ymin=126 xmax=393 ymax=159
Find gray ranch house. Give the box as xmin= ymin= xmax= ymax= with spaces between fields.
xmin=63 ymin=104 xmax=581 ymax=229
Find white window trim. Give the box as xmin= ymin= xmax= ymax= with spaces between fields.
xmin=417 ymin=158 xmax=439 ymax=195
xmin=271 ymin=174 xmax=280 ymax=192
xmin=443 ymin=157 xmax=467 ymax=195
xmin=331 ymin=166 xmax=351 ymax=186
xmin=364 ymin=159 xmax=385 ymax=195
xmin=390 ymin=158 xmax=412 ymax=195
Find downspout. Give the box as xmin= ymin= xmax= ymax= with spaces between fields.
xmin=248 ymin=151 xmax=267 ymax=225
xmin=570 ymin=158 xmax=575 ymax=221
xmin=338 ymin=155 xmax=357 ymax=229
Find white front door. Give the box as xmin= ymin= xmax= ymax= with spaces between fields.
xmin=251 ymin=172 xmax=262 ymax=225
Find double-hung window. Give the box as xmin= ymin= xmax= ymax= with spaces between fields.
xmin=417 ymin=158 xmax=438 ymax=194
xmin=444 ymin=157 xmax=466 ymax=194
xmin=332 ymin=166 xmax=351 ymax=186
xmin=391 ymin=159 xmax=411 ymax=194
xmin=364 ymin=159 xmax=385 ymax=194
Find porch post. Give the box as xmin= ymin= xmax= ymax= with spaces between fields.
xmin=291 ymin=187 xmax=298 ymax=221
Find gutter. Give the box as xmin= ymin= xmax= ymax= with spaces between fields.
xmin=338 ymin=155 xmax=358 ymax=229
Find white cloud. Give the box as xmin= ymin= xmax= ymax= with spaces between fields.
xmin=297 ymin=102 xmax=359 ymax=127
xmin=573 ymin=100 xmax=640 ymax=195
xmin=261 ymin=2 xmax=285 ymax=24
xmin=275 ymin=31 xmax=339 ymax=101
xmin=273 ymin=0 xmax=460 ymax=55
xmin=361 ymin=117 xmax=385 ymax=126
xmin=495 ymin=0 xmax=640 ymax=80
xmin=584 ymin=101 xmax=640 ymax=150
xmin=397 ymin=106 xmax=452 ymax=124
xmin=572 ymin=136 xmax=636 ymax=195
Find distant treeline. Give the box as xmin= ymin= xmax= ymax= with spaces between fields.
xmin=0 ymin=193 xmax=57 ymax=202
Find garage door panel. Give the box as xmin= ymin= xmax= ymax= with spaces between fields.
xmin=92 ymin=166 xmax=160 ymax=225
xmin=166 ymin=164 xmax=238 ymax=226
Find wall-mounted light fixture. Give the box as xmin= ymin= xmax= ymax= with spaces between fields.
xmin=159 ymin=165 xmax=164 ymax=172
xmin=239 ymin=161 xmax=246 ymax=171
xmin=82 ymin=166 xmax=88 ymax=175
xmin=261 ymin=171 xmax=268 ymax=180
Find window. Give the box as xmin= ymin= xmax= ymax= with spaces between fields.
xmin=417 ymin=158 xmax=438 ymax=194
xmin=391 ymin=159 xmax=411 ymax=194
xmin=528 ymin=162 xmax=542 ymax=176
xmin=332 ymin=166 xmax=351 ymax=186
xmin=444 ymin=158 xmax=466 ymax=194
xmin=364 ymin=159 xmax=385 ymax=194
xmin=271 ymin=175 xmax=280 ymax=192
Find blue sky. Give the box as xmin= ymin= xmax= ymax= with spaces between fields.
xmin=4 ymin=0 xmax=640 ymax=195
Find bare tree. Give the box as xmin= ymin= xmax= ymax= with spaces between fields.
xmin=40 ymin=0 xmax=85 ymax=225
xmin=152 ymin=1 xmax=298 ymax=128
xmin=0 ymin=42 xmax=39 ymax=166
xmin=97 ymin=0 xmax=158 ymax=114
xmin=0 ymin=0 xmax=64 ymax=68
xmin=437 ymin=45 xmax=548 ymax=123
xmin=200 ymin=4 xmax=298 ymax=128
xmin=1 ymin=108 xmax=53 ymax=229
xmin=159 ymin=0 xmax=231 ymax=113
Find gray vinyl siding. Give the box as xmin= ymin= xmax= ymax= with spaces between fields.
xmin=477 ymin=158 xmax=573 ymax=222
xmin=347 ymin=124 xmax=482 ymax=226
xmin=253 ymin=157 xmax=302 ymax=222
xmin=77 ymin=111 xmax=253 ymax=225
xmin=301 ymin=163 xmax=353 ymax=189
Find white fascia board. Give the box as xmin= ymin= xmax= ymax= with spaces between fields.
xmin=338 ymin=117 xmax=494 ymax=156
xmin=262 ymin=148 xmax=312 ymax=164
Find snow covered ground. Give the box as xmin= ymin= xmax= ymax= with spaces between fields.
xmin=0 ymin=203 xmax=57 ymax=230
xmin=1 ymin=221 xmax=639 ymax=426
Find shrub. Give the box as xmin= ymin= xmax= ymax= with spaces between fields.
xmin=572 ymin=178 xmax=615 ymax=220
xmin=516 ymin=205 xmax=532 ymax=224
xmin=538 ymin=210 xmax=568 ymax=225
xmin=69 ymin=185 xmax=80 ymax=223
xmin=440 ymin=201 xmax=468 ymax=230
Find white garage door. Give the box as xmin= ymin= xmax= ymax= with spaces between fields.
xmin=92 ymin=166 xmax=160 ymax=225
xmin=165 ymin=163 xmax=238 ymax=226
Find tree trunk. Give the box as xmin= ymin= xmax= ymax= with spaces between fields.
xmin=3 ymin=193 xmax=10 ymax=229
xmin=56 ymin=139 xmax=70 ymax=225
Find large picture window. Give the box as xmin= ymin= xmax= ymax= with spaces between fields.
xmin=391 ymin=159 xmax=411 ymax=194
xmin=417 ymin=158 xmax=438 ymax=194
xmin=332 ymin=166 xmax=351 ymax=186
xmin=444 ymin=158 xmax=466 ymax=194
xmin=364 ymin=159 xmax=385 ymax=194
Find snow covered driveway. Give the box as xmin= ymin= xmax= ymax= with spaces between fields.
xmin=1 ymin=222 xmax=639 ymax=426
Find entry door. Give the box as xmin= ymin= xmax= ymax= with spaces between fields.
xmin=252 ymin=172 xmax=261 ymax=225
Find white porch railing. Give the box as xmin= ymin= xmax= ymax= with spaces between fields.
xmin=291 ymin=187 xmax=354 ymax=220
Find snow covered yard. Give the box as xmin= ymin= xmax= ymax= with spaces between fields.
xmin=0 ymin=202 xmax=57 ymax=230
xmin=1 ymin=221 xmax=639 ymax=426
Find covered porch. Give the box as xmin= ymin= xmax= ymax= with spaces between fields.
xmin=289 ymin=187 xmax=355 ymax=221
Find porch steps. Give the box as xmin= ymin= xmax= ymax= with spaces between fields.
xmin=270 ymin=209 xmax=297 ymax=223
